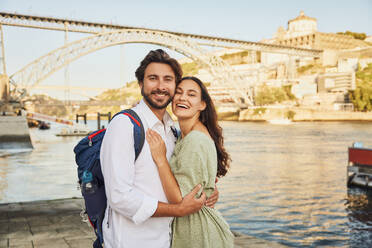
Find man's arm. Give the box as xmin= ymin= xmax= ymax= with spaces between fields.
xmin=101 ymin=115 xmax=158 ymax=225
xmin=153 ymin=184 xmax=206 ymax=217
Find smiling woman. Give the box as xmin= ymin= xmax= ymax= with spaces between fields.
xmin=146 ymin=76 xmax=234 ymax=248
xmin=172 ymin=78 xmax=206 ymax=120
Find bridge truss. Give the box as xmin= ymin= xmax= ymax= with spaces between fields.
xmin=0 ymin=12 xmax=322 ymax=56
xmin=0 ymin=12 xmax=323 ymax=107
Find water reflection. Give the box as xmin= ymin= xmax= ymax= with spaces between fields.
xmin=0 ymin=126 xmax=82 ymax=203
xmin=1 ymin=121 xmax=372 ymax=247
xmin=218 ymin=121 xmax=372 ymax=247
xmin=345 ymin=187 xmax=372 ymax=247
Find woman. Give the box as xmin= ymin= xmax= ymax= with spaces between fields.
xmin=146 ymin=76 xmax=234 ymax=248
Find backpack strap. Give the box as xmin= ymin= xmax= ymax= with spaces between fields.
xmin=171 ymin=126 xmax=181 ymax=139
xmin=111 ymin=109 xmax=145 ymax=161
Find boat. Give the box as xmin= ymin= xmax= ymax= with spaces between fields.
xmin=38 ymin=121 xmax=51 ymax=130
xmin=56 ymin=125 xmax=91 ymax=137
xmin=267 ymin=118 xmax=292 ymax=125
xmin=347 ymin=142 xmax=372 ymax=188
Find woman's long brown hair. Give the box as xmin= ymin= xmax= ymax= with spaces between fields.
xmin=180 ymin=76 xmax=231 ymax=177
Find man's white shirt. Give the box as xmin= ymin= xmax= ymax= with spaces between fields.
xmin=100 ymin=100 xmax=177 ymax=248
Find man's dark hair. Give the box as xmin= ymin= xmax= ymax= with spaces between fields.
xmin=135 ymin=49 xmax=183 ymax=84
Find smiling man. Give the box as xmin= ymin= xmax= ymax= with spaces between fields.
xmin=100 ymin=49 xmax=218 ymax=248
xmin=140 ymin=62 xmax=176 ymax=115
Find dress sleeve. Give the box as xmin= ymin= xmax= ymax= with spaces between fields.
xmin=176 ymin=134 xmax=217 ymax=197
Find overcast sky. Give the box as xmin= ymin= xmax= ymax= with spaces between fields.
xmin=1 ymin=0 xmax=371 ymax=99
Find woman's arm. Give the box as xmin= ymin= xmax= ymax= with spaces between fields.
xmin=146 ymin=129 xmax=182 ymax=204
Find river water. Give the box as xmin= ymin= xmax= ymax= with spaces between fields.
xmin=1 ymin=121 xmax=372 ymax=247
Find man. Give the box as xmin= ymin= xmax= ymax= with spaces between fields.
xmin=100 ymin=49 xmax=218 ymax=248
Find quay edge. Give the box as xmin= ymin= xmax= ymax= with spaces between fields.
xmin=0 ymin=115 xmax=33 ymax=149
xmin=238 ymin=108 xmax=372 ymax=122
xmin=0 ymin=198 xmax=287 ymax=248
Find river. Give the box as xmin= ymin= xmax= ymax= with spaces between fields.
xmin=1 ymin=121 xmax=372 ymax=247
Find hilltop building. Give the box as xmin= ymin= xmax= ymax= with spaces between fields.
xmin=274 ymin=11 xmax=317 ymax=40
xmin=273 ymin=11 xmax=369 ymax=51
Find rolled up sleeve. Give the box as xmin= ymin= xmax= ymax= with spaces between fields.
xmin=132 ymin=194 xmax=158 ymax=224
xmin=100 ymin=115 xmax=158 ymax=224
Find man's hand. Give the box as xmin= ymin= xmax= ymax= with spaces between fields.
xmin=153 ymin=185 xmax=206 ymax=218
xmin=205 ymin=178 xmax=219 ymax=208
xmin=177 ymin=184 xmax=206 ymax=217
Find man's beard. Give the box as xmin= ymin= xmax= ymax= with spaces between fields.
xmin=141 ymin=87 xmax=173 ymax=110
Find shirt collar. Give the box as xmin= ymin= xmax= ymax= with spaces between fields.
xmin=137 ymin=99 xmax=174 ymax=129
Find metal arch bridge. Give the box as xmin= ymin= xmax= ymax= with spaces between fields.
xmin=0 ymin=12 xmax=323 ymax=107
xmin=9 ymin=28 xmax=257 ymax=106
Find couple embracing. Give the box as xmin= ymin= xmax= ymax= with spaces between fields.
xmin=100 ymin=49 xmax=234 ymax=248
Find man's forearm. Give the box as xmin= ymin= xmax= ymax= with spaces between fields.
xmin=152 ymin=185 xmax=206 ymax=218
xmin=152 ymin=202 xmax=184 ymax=217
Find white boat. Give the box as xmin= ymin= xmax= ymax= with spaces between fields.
xmin=267 ymin=119 xmax=292 ymax=125
xmin=349 ymin=174 xmax=372 ymax=188
xmin=56 ymin=125 xmax=91 ymax=137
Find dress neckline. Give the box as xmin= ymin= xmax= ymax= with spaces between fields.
xmin=181 ymin=130 xmax=213 ymax=143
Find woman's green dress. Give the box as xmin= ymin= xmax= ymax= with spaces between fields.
xmin=169 ymin=130 xmax=234 ymax=248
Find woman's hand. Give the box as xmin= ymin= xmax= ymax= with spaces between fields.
xmin=146 ymin=129 xmax=167 ymax=166
xmin=205 ymin=178 xmax=219 ymax=208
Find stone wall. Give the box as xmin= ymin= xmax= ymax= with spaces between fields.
xmin=276 ymin=32 xmax=369 ymax=50
xmin=0 ymin=116 xmax=33 ymax=149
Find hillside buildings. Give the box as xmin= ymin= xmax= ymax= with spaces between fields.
xmin=190 ymin=11 xmax=371 ymax=110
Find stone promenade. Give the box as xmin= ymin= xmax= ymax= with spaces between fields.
xmin=0 ymin=198 xmax=286 ymax=248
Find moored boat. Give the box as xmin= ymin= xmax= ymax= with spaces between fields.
xmin=56 ymin=125 xmax=91 ymax=137
xmin=347 ymin=142 xmax=372 ymax=188
xmin=38 ymin=121 xmax=51 ymax=130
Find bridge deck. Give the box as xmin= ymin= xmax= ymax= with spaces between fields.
xmin=0 ymin=12 xmax=322 ymax=56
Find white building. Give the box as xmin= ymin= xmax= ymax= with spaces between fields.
xmin=274 ymin=11 xmax=317 ymax=41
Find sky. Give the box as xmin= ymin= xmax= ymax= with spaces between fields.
xmin=1 ymin=0 xmax=371 ymax=99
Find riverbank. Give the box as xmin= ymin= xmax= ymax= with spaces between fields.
xmin=0 ymin=198 xmax=286 ymax=248
xmin=239 ymin=107 xmax=372 ymax=122
xmin=29 ymin=107 xmax=372 ymax=124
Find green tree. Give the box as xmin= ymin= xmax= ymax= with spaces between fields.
xmin=282 ymin=85 xmax=296 ymax=100
xmin=254 ymin=85 xmax=296 ymax=105
xmin=286 ymin=110 xmax=296 ymax=120
xmin=337 ymin=31 xmax=367 ymax=40
xmin=349 ymin=63 xmax=372 ymax=111
xmin=181 ymin=62 xmax=199 ymax=76
xmin=253 ymin=107 xmax=266 ymax=115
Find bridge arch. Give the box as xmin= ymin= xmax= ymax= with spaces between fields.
xmin=10 ymin=29 xmax=253 ymax=106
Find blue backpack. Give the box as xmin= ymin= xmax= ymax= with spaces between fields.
xmin=73 ymin=109 xmax=145 ymax=248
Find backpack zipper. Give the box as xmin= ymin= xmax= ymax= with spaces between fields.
xmin=88 ymin=128 xmax=106 ymax=146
